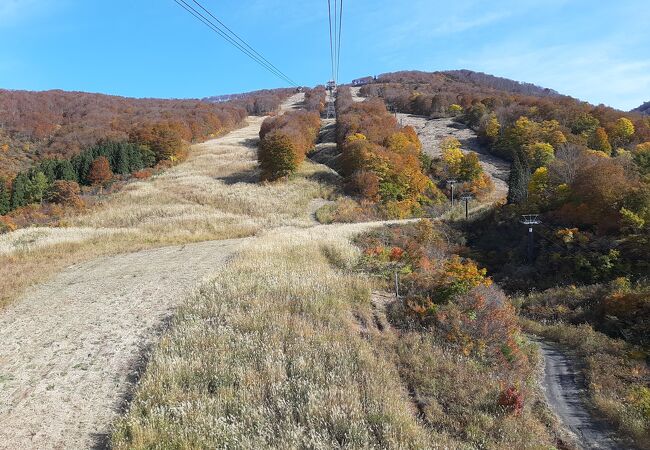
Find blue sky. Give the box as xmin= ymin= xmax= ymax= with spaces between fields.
xmin=0 ymin=0 xmax=648 ymax=110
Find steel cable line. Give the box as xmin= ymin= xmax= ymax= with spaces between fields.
xmin=175 ymin=0 xmax=296 ymax=86
xmin=327 ymin=0 xmax=335 ymax=82
xmin=327 ymin=0 xmax=343 ymax=84
xmin=173 ymin=0 xmax=297 ymax=86
xmin=175 ymin=0 xmax=293 ymax=85
xmin=334 ymin=0 xmax=337 ymax=82
xmin=336 ymin=0 xmax=343 ymax=82
xmin=190 ymin=0 xmax=298 ymax=86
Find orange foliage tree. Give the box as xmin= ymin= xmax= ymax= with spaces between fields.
xmin=88 ymin=156 xmax=113 ymax=193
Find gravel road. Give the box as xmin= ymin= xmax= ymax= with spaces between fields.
xmin=0 ymin=91 xmax=414 ymax=449
xmin=537 ymin=341 xmax=626 ymax=450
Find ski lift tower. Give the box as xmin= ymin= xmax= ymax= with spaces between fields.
xmin=460 ymin=193 xmax=473 ymax=219
xmin=521 ymin=214 xmax=542 ymax=264
xmin=446 ymin=179 xmax=458 ymax=208
xmin=326 ymin=80 xmax=337 ymax=119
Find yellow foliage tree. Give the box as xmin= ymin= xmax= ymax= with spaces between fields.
xmin=528 ymin=167 xmax=552 ymax=208
xmin=610 ymin=117 xmax=635 ymax=149
xmin=525 ymin=142 xmax=555 ymax=170
xmin=484 ymin=115 xmax=500 ymax=142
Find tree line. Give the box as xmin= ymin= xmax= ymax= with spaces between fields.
xmin=0 ymin=88 xmax=293 ymax=178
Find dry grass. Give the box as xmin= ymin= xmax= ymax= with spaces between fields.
xmin=112 ymin=229 xmax=446 ymax=449
xmin=0 ymin=116 xmax=337 ymax=310
xmin=113 ymin=225 xmax=563 ymax=449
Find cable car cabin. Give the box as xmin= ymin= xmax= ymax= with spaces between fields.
xmin=352 ymin=76 xmax=375 ymax=87
xmin=326 ymin=80 xmax=336 ymax=91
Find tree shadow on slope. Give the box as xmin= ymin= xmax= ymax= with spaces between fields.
xmin=219 ymin=168 xmax=260 ymax=185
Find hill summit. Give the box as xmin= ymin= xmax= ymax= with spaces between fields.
xmin=632 ymin=101 xmax=650 ymax=115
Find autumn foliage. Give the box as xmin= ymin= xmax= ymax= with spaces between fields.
xmin=88 ymin=156 xmax=113 ymax=186
xmin=336 ymin=88 xmax=441 ymax=217
xmin=258 ymin=110 xmax=320 ymax=181
xmin=47 ymin=180 xmax=84 ymax=209
xmin=357 ymin=220 xmax=532 ymax=419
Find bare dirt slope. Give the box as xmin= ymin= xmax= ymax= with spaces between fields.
xmin=0 ymin=238 xmax=246 ymax=449
xmin=350 ymin=86 xmax=365 ymax=102
xmin=537 ymin=341 xmax=625 ymax=450
xmin=398 ymin=113 xmax=510 ymax=202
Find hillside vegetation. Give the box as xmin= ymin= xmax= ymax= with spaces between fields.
xmin=354 ymin=71 xmax=649 ymax=448
xmin=0 ymin=88 xmax=292 ymax=177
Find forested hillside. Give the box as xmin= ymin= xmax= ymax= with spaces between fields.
xmin=0 ymin=88 xmax=292 ymax=177
xmin=353 ymin=71 xmax=649 ymax=447
xmin=377 ymin=70 xmax=560 ymax=97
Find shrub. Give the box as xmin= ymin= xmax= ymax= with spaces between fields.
xmin=0 ymin=216 xmax=17 ymax=234
xmin=132 ymin=169 xmax=153 ymax=180
xmin=498 ymin=386 xmax=525 ymax=415
xmin=258 ymin=110 xmax=320 ymax=181
xmin=47 ymin=180 xmax=84 ymax=209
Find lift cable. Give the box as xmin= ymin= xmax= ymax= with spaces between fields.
xmin=190 ymin=0 xmax=298 ymax=87
xmin=327 ymin=0 xmax=343 ymax=84
xmin=327 ymin=0 xmax=336 ymax=83
xmin=336 ymin=0 xmax=343 ymax=82
xmin=173 ymin=0 xmax=298 ymax=87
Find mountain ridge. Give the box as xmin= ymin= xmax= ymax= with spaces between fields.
xmin=632 ymin=101 xmax=650 ymax=115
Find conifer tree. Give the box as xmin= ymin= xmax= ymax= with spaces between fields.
xmin=0 ymin=178 xmax=10 ymax=215
xmin=10 ymin=173 xmax=29 ymax=209
xmin=507 ymin=149 xmax=530 ymax=204
xmin=27 ymin=172 xmax=49 ymax=204
xmin=56 ymin=160 xmax=78 ymax=181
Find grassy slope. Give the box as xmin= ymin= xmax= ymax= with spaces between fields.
xmin=113 ymin=224 xmax=561 ymax=449
xmin=0 ymin=115 xmax=334 ymax=310
xmin=112 ymin=228 xmax=438 ymax=448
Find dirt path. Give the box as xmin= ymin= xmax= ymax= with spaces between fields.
xmin=0 ymin=95 xmax=319 ymax=450
xmin=0 ymin=238 xmax=248 ymax=449
xmin=537 ymin=341 xmax=625 ymax=450
xmin=350 ymin=86 xmax=365 ymax=102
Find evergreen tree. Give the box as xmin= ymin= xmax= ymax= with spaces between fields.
xmin=507 ymin=149 xmax=530 ymax=204
xmin=55 ymin=159 xmax=78 ymax=181
xmin=26 ymin=172 xmax=49 ymax=204
xmin=114 ymin=144 xmax=130 ymax=174
xmin=10 ymin=173 xmax=29 ymax=209
xmin=0 ymin=178 xmax=10 ymax=215
xmin=72 ymin=152 xmax=95 ymax=185
xmin=37 ymin=159 xmax=59 ymax=183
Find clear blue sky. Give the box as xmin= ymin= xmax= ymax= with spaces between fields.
xmin=1 ymin=0 xmax=648 ymax=110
